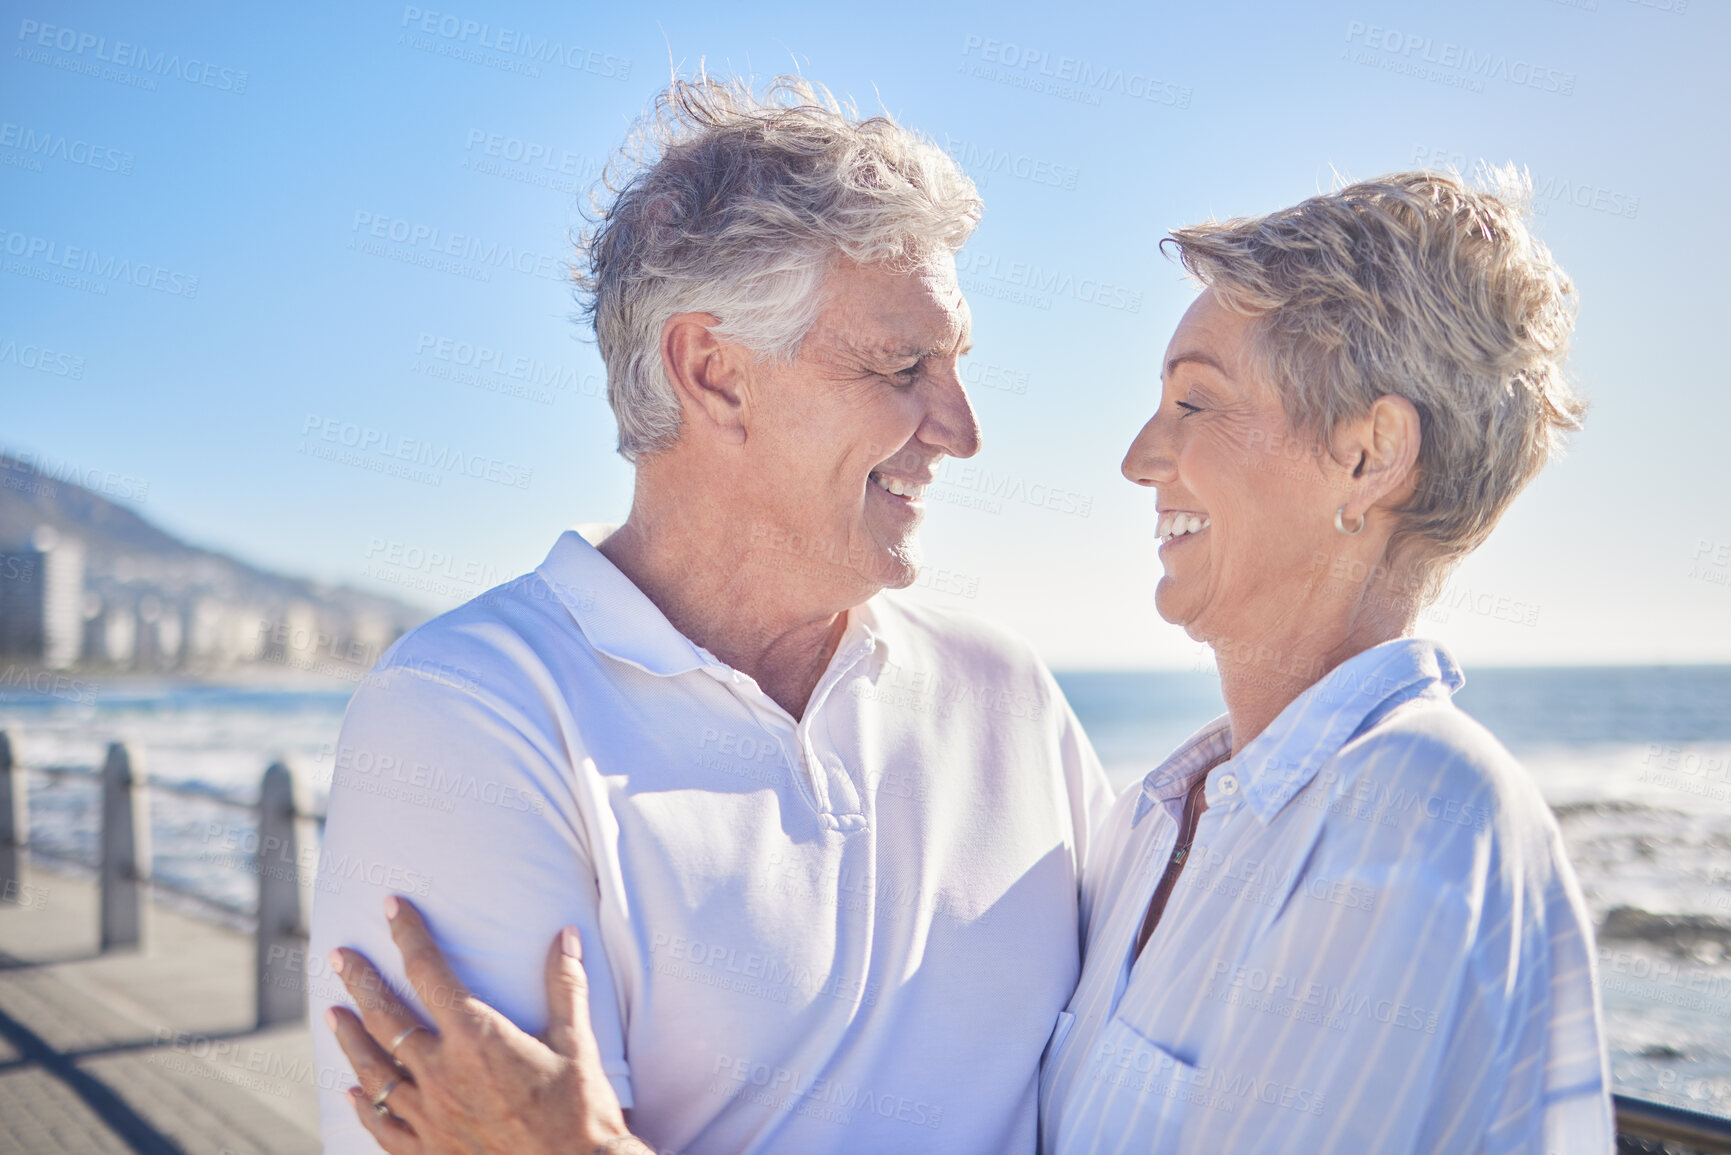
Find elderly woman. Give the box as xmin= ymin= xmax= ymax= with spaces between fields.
xmin=327 ymin=171 xmax=1611 ymax=1154
xmin=1036 ymin=172 xmax=1610 ymax=1153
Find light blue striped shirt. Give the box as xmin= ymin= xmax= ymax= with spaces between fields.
xmin=1039 ymin=639 xmax=1612 ymax=1154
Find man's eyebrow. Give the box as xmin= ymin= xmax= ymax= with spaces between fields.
xmin=1163 ymin=351 xmax=1230 ymax=380
xmin=857 ymin=336 xmax=970 ymax=361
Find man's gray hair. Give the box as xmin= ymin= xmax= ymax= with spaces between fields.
xmin=1165 ymin=167 xmax=1586 ymax=599
xmin=575 ymin=74 xmax=983 ymax=459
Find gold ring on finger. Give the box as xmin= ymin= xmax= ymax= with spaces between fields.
xmin=387 ymin=1024 xmax=426 ymax=1059
xmin=371 ymin=1076 xmax=401 ymax=1117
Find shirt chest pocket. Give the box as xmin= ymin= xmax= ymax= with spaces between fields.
xmin=1054 ymin=1016 xmax=1204 ymax=1155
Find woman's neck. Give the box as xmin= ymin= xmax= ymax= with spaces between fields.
xmin=1210 ymin=596 xmax=1413 ymax=755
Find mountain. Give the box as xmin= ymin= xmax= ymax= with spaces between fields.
xmin=0 ymin=449 xmax=427 ymax=675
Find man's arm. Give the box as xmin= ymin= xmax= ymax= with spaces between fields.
xmin=308 ymin=664 xmax=630 ymax=1152
xmin=326 ymin=897 xmax=649 ymax=1155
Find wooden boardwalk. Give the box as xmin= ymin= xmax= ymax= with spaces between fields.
xmin=0 ymin=865 xmax=320 ymax=1154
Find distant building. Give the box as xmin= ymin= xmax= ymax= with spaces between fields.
xmin=0 ymin=526 xmax=86 ymax=669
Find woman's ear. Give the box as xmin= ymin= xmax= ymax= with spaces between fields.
xmin=1339 ymin=394 xmax=1422 ymax=518
xmin=1365 ymin=394 xmax=1422 ymax=505
xmin=661 ymin=312 xmax=752 ymax=446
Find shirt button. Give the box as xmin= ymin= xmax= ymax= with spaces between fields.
xmin=1217 ymin=774 xmax=1239 ymax=796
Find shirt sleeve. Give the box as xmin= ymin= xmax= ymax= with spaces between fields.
xmin=1040 ymin=668 xmax=1118 ymax=860
xmin=1541 ymin=1093 xmax=1614 ymax=1155
xmin=307 ymin=662 xmax=630 ymax=1154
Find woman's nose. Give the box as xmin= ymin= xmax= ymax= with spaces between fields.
xmin=1122 ymin=414 xmax=1175 ymax=487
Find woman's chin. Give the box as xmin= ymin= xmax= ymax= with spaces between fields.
xmin=1152 ymin=579 xmax=1194 ymax=631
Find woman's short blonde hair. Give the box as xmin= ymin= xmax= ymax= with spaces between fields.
xmin=1166 ymin=168 xmax=1586 ymax=599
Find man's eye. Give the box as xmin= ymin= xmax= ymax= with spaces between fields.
xmin=1175 ymin=400 xmax=1202 ymax=417
xmin=886 ymin=365 xmax=920 ymax=385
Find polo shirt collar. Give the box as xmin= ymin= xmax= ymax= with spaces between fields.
xmin=1229 ymin=637 xmax=1465 ymax=824
xmin=536 ymin=529 xmax=887 ymax=681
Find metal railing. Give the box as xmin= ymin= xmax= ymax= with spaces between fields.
xmin=0 ymin=728 xmax=321 ymax=1028
xmin=1616 ymin=1095 xmax=1731 ymax=1153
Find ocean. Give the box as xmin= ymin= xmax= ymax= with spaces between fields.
xmin=3 ymin=664 xmax=1728 ymax=1118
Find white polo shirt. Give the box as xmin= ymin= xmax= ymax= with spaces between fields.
xmin=309 ymin=529 xmax=1114 ymax=1154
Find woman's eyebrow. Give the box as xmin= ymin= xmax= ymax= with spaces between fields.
xmin=1163 ymin=351 xmax=1230 ymax=380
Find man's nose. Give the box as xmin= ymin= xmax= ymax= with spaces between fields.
xmin=920 ymin=363 xmax=982 ymax=460
xmin=1122 ymin=413 xmax=1176 ymax=487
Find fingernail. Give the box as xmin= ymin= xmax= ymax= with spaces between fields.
xmin=384 ymin=895 xmax=400 ymax=920
xmin=324 ymin=1007 xmax=339 ymax=1031
xmin=328 ymin=948 xmax=345 ymax=974
xmin=560 ymin=926 xmax=582 ymax=959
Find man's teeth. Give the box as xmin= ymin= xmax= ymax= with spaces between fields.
xmin=871 ymin=473 xmax=926 ymax=500
xmin=1157 ymin=512 xmax=1211 ymax=542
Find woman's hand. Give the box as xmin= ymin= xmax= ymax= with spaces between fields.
xmin=326 ymin=895 xmax=651 ymax=1155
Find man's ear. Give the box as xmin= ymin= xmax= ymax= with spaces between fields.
xmin=662 ymin=313 xmax=751 ymax=446
xmin=1336 ymin=393 xmax=1422 ymax=519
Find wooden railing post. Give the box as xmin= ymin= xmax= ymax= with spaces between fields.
xmin=0 ymin=731 xmax=24 ymax=902
xmin=256 ymin=760 xmax=315 ymax=1027
xmin=99 ymin=741 xmax=149 ymax=951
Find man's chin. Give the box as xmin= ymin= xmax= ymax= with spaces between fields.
xmin=850 ymin=534 xmax=919 ymax=593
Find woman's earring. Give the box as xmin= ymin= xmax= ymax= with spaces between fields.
xmin=1334 ymin=506 xmax=1366 ymax=536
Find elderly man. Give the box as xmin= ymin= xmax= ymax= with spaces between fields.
xmin=308 ymin=75 xmax=1113 ymax=1154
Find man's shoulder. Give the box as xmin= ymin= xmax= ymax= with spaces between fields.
xmin=368 ymin=569 xmax=585 ymax=698
xmin=867 ymin=592 xmax=1055 ymax=683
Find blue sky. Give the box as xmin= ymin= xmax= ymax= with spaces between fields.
xmin=5 ymin=0 xmax=1726 ymax=668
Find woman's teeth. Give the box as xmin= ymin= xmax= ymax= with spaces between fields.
xmin=871 ymin=472 xmax=926 ymax=500
xmin=1158 ymin=511 xmax=1211 ymax=543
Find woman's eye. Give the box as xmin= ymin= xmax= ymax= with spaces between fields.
xmin=1175 ymin=400 xmax=1202 ymax=417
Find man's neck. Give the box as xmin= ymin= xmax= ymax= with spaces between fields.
xmin=597 ymin=514 xmax=862 ymax=720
